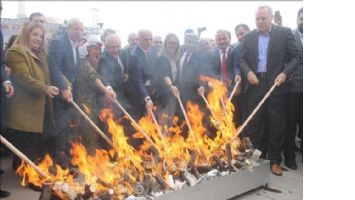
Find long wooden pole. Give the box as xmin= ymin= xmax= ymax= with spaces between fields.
xmin=228 ymin=80 xmax=240 ymax=103
xmin=0 ymin=135 xmax=48 ymax=179
xmin=231 ymin=83 xmax=277 ymax=142
xmin=148 ymin=110 xmax=168 ymax=150
xmin=113 ymin=99 xmax=159 ymax=150
xmin=176 ymin=95 xmax=201 ymax=154
xmin=200 ymin=94 xmax=219 ymax=120
xmin=71 ymin=101 xmax=114 ymax=148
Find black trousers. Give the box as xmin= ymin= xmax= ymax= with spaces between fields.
xmin=283 ymin=92 xmax=303 ymax=160
xmin=3 ymin=129 xmax=43 ymax=169
xmin=49 ymin=100 xmax=80 ymax=169
xmin=245 ymin=75 xmax=286 ymax=164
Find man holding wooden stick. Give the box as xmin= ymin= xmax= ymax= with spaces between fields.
xmin=240 ymin=5 xmax=300 ymax=176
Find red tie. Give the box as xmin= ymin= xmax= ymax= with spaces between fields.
xmin=221 ymin=49 xmax=230 ymax=85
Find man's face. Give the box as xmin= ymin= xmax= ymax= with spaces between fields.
xmin=139 ymin=31 xmax=153 ymax=50
xmin=31 ymin=15 xmax=45 ymax=25
xmin=153 ymin=36 xmax=163 ymax=51
xmin=128 ymin=34 xmax=138 ymax=47
xmin=185 ymin=35 xmax=198 ymax=53
xmin=256 ymin=7 xmax=273 ymax=34
xmin=67 ymin=22 xmax=84 ymax=43
xmin=105 ymin=38 xmax=121 ymax=59
xmin=297 ymin=12 xmax=303 ymax=33
xmin=215 ymin=31 xmax=230 ymax=50
xmin=235 ymin=27 xmax=248 ymax=43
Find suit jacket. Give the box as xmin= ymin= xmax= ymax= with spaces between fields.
xmin=154 ymin=55 xmax=179 ymax=107
xmin=125 ymin=45 xmax=157 ymax=102
xmin=209 ymin=46 xmax=237 ymax=91
xmin=288 ymin=29 xmax=303 ymax=93
xmin=5 ymin=45 xmax=52 ymax=133
xmin=178 ymin=51 xmax=213 ymax=103
xmin=48 ymin=32 xmax=80 ymax=91
xmin=240 ymin=24 xmax=300 ymax=94
xmin=99 ymin=51 xmax=125 ymax=94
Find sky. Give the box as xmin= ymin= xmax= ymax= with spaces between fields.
xmin=2 ymin=1 xmax=303 ymax=46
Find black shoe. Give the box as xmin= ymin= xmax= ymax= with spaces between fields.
xmin=285 ymin=159 xmax=298 ymax=170
xmin=0 ymin=189 xmax=11 ymax=198
xmin=0 ymin=169 xmax=4 ymax=175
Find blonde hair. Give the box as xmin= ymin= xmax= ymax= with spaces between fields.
xmin=15 ymin=21 xmax=48 ymax=55
xmin=158 ymin=33 xmax=180 ymax=62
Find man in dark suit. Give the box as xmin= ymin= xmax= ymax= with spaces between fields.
xmin=283 ymin=7 xmax=303 ymax=170
xmin=240 ymin=5 xmax=300 ymax=176
xmin=210 ymin=29 xmax=241 ymax=88
xmin=0 ymin=19 xmax=13 ymax=198
xmin=99 ymin=34 xmax=130 ymax=113
xmin=48 ymin=18 xmax=84 ymax=169
xmin=209 ymin=29 xmax=243 ymax=127
xmin=125 ymin=29 xmax=157 ymax=119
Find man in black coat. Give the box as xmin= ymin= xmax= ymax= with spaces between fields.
xmin=48 ymin=18 xmax=84 ymax=169
xmin=240 ymin=5 xmax=300 ymax=176
xmin=283 ymin=7 xmax=303 ymax=170
xmin=99 ymin=34 xmax=131 ymax=115
xmin=125 ymin=29 xmax=157 ymax=119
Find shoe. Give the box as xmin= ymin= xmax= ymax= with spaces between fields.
xmin=270 ymin=164 xmax=282 ymax=176
xmin=0 ymin=169 xmax=4 ymax=175
xmin=0 ymin=190 xmax=11 ymax=198
xmin=285 ymin=159 xmax=298 ymax=170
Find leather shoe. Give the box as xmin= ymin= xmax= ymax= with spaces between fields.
xmin=0 ymin=189 xmax=11 ymax=198
xmin=285 ymin=159 xmax=298 ymax=170
xmin=270 ymin=164 xmax=282 ymax=176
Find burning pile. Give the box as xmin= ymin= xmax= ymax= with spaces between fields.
xmin=13 ymin=76 xmax=262 ymax=200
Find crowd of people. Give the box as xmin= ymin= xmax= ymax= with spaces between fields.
xmin=0 ymin=5 xmax=303 ymax=197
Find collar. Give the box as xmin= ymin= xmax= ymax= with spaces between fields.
xmin=219 ymin=46 xmax=230 ymax=54
xmin=69 ymin=38 xmax=78 ymax=47
xmin=257 ymin=24 xmax=272 ymax=36
xmin=298 ymin=30 xmax=303 ymax=38
xmin=139 ymin=43 xmax=150 ymax=53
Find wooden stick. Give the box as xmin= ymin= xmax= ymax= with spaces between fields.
xmin=231 ymin=83 xmax=277 ymax=142
xmin=200 ymin=94 xmax=218 ymax=120
xmin=228 ymin=80 xmax=240 ymax=103
xmin=176 ymin=95 xmax=201 ymax=154
xmin=0 ymin=135 xmax=48 ymax=178
xmin=113 ymin=99 xmax=159 ymax=150
xmin=148 ymin=110 xmax=168 ymax=150
xmin=71 ymin=101 xmax=114 ymax=148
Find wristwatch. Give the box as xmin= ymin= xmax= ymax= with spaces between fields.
xmin=144 ymin=96 xmax=152 ymax=103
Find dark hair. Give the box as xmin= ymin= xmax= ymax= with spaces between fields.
xmin=101 ymin=28 xmax=116 ymax=43
xmin=297 ymin=8 xmax=303 ymax=18
xmin=29 ymin=12 xmax=44 ymax=21
xmin=184 ymin=29 xmax=194 ymax=35
xmin=5 ymin=34 xmax=18 ymax=53
xmin=235 ymin=23 xmax=250 ymax=32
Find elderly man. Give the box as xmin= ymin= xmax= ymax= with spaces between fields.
xmin=125 ymin=29 xmax=157 ymax=119
xmin=99 ymin=34 xmax=130 ymax=112
xmin=152 ymin=35 xmax=163 ymax=53
xmin=240 ymin=5 xmax=300 ymax=176
xmin=48 ymin=18 xmax=84 ymax=169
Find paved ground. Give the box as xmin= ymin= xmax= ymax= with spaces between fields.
xmin=0 ymin=152 xmax=302 ymax=200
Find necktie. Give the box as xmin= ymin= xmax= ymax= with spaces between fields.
xmin=180 ymin=53 xmax=190 ymax=82
xmin=146 ymin=51 xmax=152 ymax=64
xmin=221 ymin=49 xmax=229 ymax=85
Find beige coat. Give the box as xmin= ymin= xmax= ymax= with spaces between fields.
xmin=5 ymin=45 xmax=53 ymax=133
